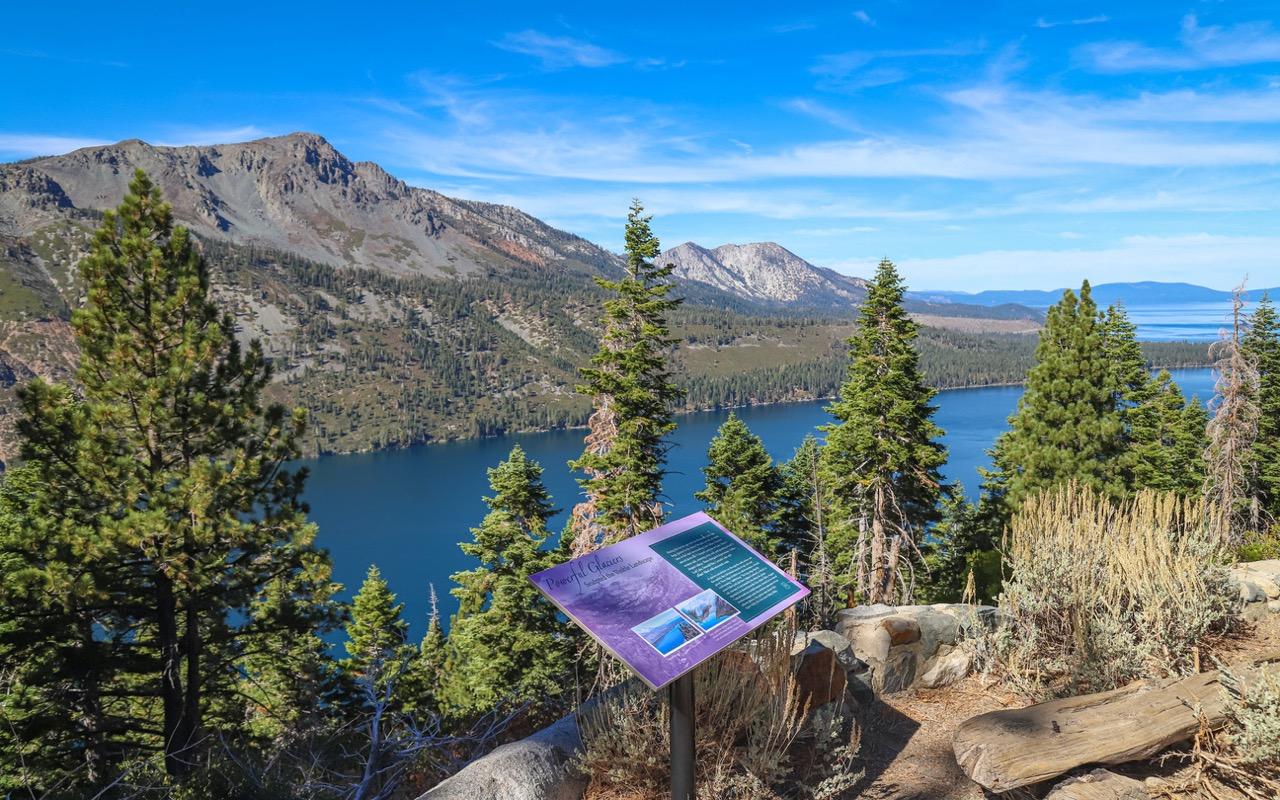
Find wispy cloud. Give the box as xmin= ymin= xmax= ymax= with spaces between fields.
xmin=811 ymin=43 xmax=980 ymax=91
xmin=853 ymin=10 xmax=875 ymax=26
xmin=1034 ymin=15 xmax=1108 ymax=30
xmin=0 ymin=132 xmax=110 ymax=158
xmin=153 ymin=125 xmax=270 ymax=147
xmin=0 ymin=47 xmax=127 ymax=68
xmin=493 ymin=30 xmax=627 ymax=69
xmin=1081 ymin=14 xmax=1280 ymax=72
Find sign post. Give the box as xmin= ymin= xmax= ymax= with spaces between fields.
xmin=529 ymin=512 xmax=809 ymax=797
xmin=669 ymin=671 xmax=695 ymax=800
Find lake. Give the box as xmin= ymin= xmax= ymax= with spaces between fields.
xmin=299 ymin=368 xmax=1217 ymax=638
xmin=1130 ymin=302 xmax=1255 ymax=342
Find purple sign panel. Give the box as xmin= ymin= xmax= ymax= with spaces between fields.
xmin=530 ymin=512 xmax=809 ymax=690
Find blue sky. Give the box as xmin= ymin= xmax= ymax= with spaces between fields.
xmin=3 ymin=1 xmax=1279 ymax=291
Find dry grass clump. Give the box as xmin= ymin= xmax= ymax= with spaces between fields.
xmin=576 ymin=615 xmax=861 ymax=800
xmin=993 ymin=483 xmax=1237 ymax=699
xmin=1156 ymin=665 xmax=1280 ymax=800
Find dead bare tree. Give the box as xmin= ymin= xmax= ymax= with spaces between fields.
xmin=1204 ymin=285 xmax=1262 ymax=543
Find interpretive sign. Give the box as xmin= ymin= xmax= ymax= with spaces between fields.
xmin=530 ymin=511 xmax=809 ymax=690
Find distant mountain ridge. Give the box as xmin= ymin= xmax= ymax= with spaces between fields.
xmin=662 ymin=241 xmax=868 ymax=309
xmin=0 ymin=131 xmax=1051 ymax=461
xmin=1 ymin=132 xmax=624 ymax=279
xmin=916 ymin=281 xmax=1280 ymax=308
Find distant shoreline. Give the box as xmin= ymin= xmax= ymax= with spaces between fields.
xmin=302 ymin=362 xmax=1214 ymax=461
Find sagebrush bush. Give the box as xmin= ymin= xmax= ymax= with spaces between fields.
xmin=576 ymin=615 xmax=860 ymax=800
xmin=992 ymin=483 xmax=1236 ymax=698
xmin=1222 ymin=665 xmax=1280 ymax=768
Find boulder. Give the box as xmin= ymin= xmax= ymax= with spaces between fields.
xmin=915 ymin=610 xmax=961 ymax=657
xmin=794 ymin=640 xmax=848 ymax=709
xmin=881 ymin=616 xmax=921 ymax=646
xmin=877 ymin=647 xmax=919 ymax=694
xmin=918 ymin=649 xmax=973 ymax=689
xmin=1239 ymin=580 xmax=1267 ymax=604
xmin=420 ymin=711 xmax=586 ymax=800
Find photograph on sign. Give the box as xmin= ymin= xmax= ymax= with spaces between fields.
xmin=530 ymin=511 xmax=809 ymax=689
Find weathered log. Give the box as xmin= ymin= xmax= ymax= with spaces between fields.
xmin=1044 ymin=769 xmax=1147 ymax=800
xmin=953 ymin=656 xmax=1280 ymax=792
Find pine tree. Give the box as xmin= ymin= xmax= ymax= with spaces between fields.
xmin=1130 ymin=370 xmax=1208 ymax=496
xmin=777 ymin=435 xmax=837 ymax=627
xmin=345 ymin=565 xmax=410 ymax=686
xmin=240 ymin=574 xmax=344 ymax=744
xmin=696 ymin=413 xmax=781 ymax=551
xmin=777 ymin=434 xmax=827 ymax=552
xmin=10 ymin=171 xmax=335 ymax=779
xmin=918 ymin=485 xmax=996 ymax=603
xmin=1244 ymin=295 xmax=1280 ymax=521
xmin=444 ymin=446 xmax=571 ymax=715
xmin=568 ymin=201 xmax=683 ymax=552
xmin=401 ymin=585 xmax=447 ymax=718
xmin=821 ymin=258 xmax=948 ymax=605
xmin=1101 ymin=302 xmax=1154 ymax=488
xmin=984 ymin=282 xmax=1126 ymax=519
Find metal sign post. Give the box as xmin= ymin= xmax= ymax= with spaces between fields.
xmin=669 ymin=670 xmax=695 ymax=800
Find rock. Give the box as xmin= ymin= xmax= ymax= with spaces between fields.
xmin=1045 ymin=769 xmax=1148 ymax=799
xmin=839 ymin=618 xmax=892 ymax=666
xmin=420 ymin=711 xmax=586 ymax=800
xmin=1240 ymin=580 xmax=1267 ymax=604
xmin=803 ymin=629 xmax=869 ymax=676
xmin=877 ymin=647 xmax=919 ymax=694
xmin=881 ymin=616 xmax=921 ymax=646
xmin=915 ymin=610 xmax=960 ymax=658
xmin=794 ymin=640 xmax=848 ymax=709
xmin=1269 ymin=600 xmax=1280 ymax=614
xmin=918 ymin=649 xmax=973 ymax=689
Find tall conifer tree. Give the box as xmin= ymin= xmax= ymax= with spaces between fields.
xmin=344 ymin=565 xmax=410 ymax=686
xmin=568 ymin=201 xmax=682 ymax=551
xmin=445 ymin=446 xmax=570 ymax=715
xmin=696 ymin=413 xmax=781 ymax=551
xmin=9 ymin=171 xmax=334 ymax=779
xmin=821 ymin=258 xmax=948 ymax=605
xmin=984 ymin=282 xmax=1126 ymax=518
xmin=1244 ymin=295 xmax=1280 ymax=520
xmin=1129 ymin=370 xmax=1209 ymax=496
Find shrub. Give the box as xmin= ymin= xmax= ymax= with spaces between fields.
xmin=992 ymin=483 xmax=1236 ymax=699
xmin=1238 ymin=525 xmax=1280 ymax=562
xmin=575 ymin=615 xmax=861 ymax=799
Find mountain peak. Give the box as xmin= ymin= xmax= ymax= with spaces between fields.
xmin=1 ymin=133 xmax=622 ymax=278
xmin=662 ymin=240 xmax=866 ymax=309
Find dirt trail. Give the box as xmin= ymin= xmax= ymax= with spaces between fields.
xmin=851 ymin=614 xmax=1280 ymax=800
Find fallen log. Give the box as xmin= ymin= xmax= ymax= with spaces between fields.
xmin=953 ymin=656 xmax=1279 ymax=792
xmin=1044 ymin=769 xmax=1147 ymax=800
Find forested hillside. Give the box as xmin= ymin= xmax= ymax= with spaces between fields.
xmin=0 ymin=133 xmax=1203 ymax=460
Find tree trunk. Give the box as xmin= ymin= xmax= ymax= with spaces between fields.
xmin=953 ymin=656 xmax=1280 ymax=792
xmin=869 ymin=515 xmax=886 ymax=604
xmin=157 ymin=574 xmax=188 ymax=777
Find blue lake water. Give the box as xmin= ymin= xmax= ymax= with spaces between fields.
xmin=1130 ymin=302 xmax=1256 ymax=342
xmin=299 ymin=368 xmax=1216 ymax=638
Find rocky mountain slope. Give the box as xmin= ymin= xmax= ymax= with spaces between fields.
xmin=0 ymin=132 xmax=1066 ymax=460
xmin=662 ymin=241 xmax=867 ymax=308
xmin=0 ymin=132 xmax=621 ymax=279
